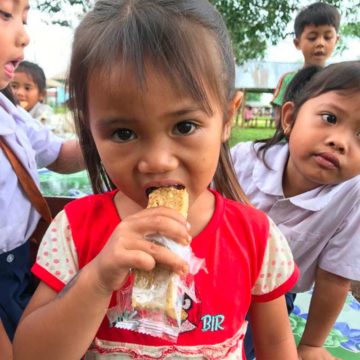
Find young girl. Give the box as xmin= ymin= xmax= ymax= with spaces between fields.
xmin=0 ymin=0 xmax=83 ymax=356
xmin=11 ymin=61 xmax=54 ymax=128
xmin=232 ymin=61 xmax=360 ymax=360
xmin=13 ymin=1 xmax=299 ymax=359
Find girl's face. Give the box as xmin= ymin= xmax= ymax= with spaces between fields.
xmin=11 ymin=71 xmax=42 ymax=110
xmin=0 ymin=0 xmax=29 ymax=90
xmin=282 ymin=90 xmax=360 ymax=197
xmin=88 ymin=65 xmax=237 ymax=215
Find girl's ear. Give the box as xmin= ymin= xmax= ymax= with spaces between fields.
xmin=38 ymin=90 xmax=46 ymax=102
xmin=222 ymin=91 xmax=243 ymax=142
xmin=281 ymin=101 xmax=295 ymax=136
xmin=293 ymin=37 xmax=300 ymax=50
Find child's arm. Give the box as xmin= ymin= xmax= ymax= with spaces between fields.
xmin=249 ymin=296 xmax=298 ymax=360
xmin=0 ymin=320 xmax=12 ymax=360
xmin=13 ymin=206 xmax=190 ymax=359
xmin=297 ymin=267 xmax=350 ymax=360
xmin=13 ymin=269 xmax=114 ymax=359
xmin=47 ymin=139 xmax=85 ymax=173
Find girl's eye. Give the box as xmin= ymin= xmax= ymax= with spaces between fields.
xmin=321 ymin=113 xmax=337 ymax=125
xmin=112 ymin=128 xmax=136 ymax=142
xmin=0 ymin=10 xmax=12 ymax=20
xmin=173 ymin=121 xmax=197 ymax=136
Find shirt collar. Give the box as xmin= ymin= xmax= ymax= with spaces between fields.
xmin=253 ymin=143 xmax=287 ymax=197
xmin=252 ymin=142 xmax=356 ymax=211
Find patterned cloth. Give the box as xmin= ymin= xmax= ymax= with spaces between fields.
xmin=292 ymin=291 xmax=360 ymax=359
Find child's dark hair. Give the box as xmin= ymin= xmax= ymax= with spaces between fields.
xmin=294 ymin=2 xmax=340 ymax=39
xmin=256 ymin=61 xmax=360 ymax=164
xmin=16 ymin=61 xmax=47 ymax=93
xmin=1 ymin=86 xmax=18 ymax=105
xmin=68 ymin=0 xmax=248 ymax=203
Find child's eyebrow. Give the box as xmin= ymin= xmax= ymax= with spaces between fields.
xmin=165 ymin=106 xmax=203 ymax=117
xmin=93 ymin=106 xmax=205 ymax=128
xmin=94 ymin=117 xmax=133 ymax=128
xmin=318 ymin=102 xmax=348 ymax=115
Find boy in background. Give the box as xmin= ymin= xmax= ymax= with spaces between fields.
xmin=11 ymin=61 xmax=54 ymax=129
xmin=272 ymin=2 xmax=340 ymax=125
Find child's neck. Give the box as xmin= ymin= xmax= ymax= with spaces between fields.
xmin=282 ymin=163 xmax=321 ymax=198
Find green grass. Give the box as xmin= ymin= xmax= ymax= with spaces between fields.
xmin=229 ymin=126 xmax=275 ymax=147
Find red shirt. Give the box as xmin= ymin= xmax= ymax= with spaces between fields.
xmin=33 ymin=190 xmax=298 ymax=358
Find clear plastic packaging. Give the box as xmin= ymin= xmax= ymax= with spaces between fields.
xmin=107 ymin=234 xmax=206 ymax=342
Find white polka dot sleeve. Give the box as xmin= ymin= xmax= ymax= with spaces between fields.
xmin=252 ymin=216 xmax=297 ymax=299
xmin=35 ymin=210 xmax=78 ymax=286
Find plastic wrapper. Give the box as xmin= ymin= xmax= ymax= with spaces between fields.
xmin=107 ymin=234 xmax=206 ymax=342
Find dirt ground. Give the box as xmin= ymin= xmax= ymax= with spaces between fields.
xmin=351 ymin=281 xmax=360 ymax=302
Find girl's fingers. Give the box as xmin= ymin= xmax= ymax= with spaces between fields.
xmin=120 ymin=248 xmax=157 ymax=272
xmin=126 ymin=207 xmax=191 ymax=245
xmin=127 ymin=239 xmax=188 ymax=275
xmin=94 ymin=206 xmax=191 ymax=291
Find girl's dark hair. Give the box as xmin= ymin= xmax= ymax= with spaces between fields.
xmin=256 ymin=61 xmax=360 ymax=165
xmin=68 ymin=0 xmax=248 ymax=203
xmin=1 ymin=85 xmax=18 ymax=105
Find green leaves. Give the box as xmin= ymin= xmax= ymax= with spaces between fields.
xmin=210 ymin=0 xmax=296 ymax=63
xmin=35 ymin=0 xmax=359 ymax=64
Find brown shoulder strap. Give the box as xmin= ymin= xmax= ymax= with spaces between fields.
xmin=0 ymin=137 xmax=52 ymax=223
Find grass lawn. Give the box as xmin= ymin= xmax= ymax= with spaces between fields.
xmin=229 ymin=126 xmax=275 ymax=147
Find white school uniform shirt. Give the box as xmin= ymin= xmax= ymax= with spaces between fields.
xmin=231 ymin=141 xmax=360 ymax=292
xmin=0 ymin=93 xmax=63 ymax=253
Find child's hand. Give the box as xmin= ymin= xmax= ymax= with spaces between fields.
xmin=90 ymin=206 xmax=191 ymax=294
xmin=297 ymin=344 xmax=340 ymax=360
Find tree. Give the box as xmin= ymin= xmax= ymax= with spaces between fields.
xmin=35 ymin=0 xmax=359 ymax=64
xmin=210 ymin=0 xmax=297 ymax=63
xmin=34 ymin=0 xmax=94 ymax=27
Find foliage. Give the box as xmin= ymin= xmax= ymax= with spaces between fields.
xmin=34 ymin=0 xmax=94 ymax=27
xmin=229 ymin=126 xmax=275 ymax=147
xmin=210 ymin=0 xmax=297 ymax=64
xmin=342 ymin=23 xmax=360 ymax=38
xmin=35 ymin=0 xmax=360 ymax=64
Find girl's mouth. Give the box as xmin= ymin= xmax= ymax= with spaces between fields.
xmin=314 ymin=153 xmax=340 ymax=169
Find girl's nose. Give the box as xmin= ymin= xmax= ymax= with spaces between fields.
xmin=327 ymin=134 xmax=347 ymax=154
xmin=16 ymin=23 xmax=30 ymax=48
xmin=329 ymin=141 xmax=345 ymax=154
xmin=137 ymin=143 xmax=178 ymax=174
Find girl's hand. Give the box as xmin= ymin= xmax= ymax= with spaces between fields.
xmin=90 ymin=206 xmax=191 ymax=294
xmin=297 ymin=344 xmax=340 ymax=360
